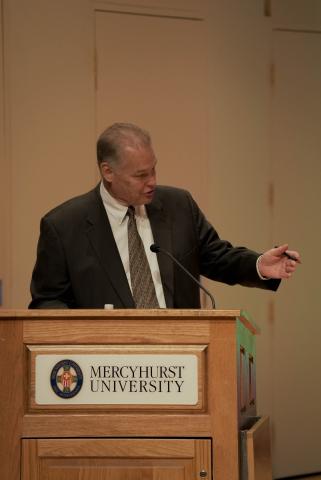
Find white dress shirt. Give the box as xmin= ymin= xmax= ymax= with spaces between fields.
xmin=100 ymin=182 xmax=167 ymax=307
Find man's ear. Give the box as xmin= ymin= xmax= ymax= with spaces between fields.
xmin=100 ymin=162 xmax=114 ymax=183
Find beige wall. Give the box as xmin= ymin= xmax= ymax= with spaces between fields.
xmin=0 ymin=1 xmax=5 ymax=305
xmin=269 ymin=4 xmax=321 ymax=477
xmin=1 ymin=0 xmax=96 ymax=307
xmin=0 ymin=0 xmax=320 ymax=477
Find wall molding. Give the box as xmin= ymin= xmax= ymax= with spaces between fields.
xmin=93 ymin=0 xmax=208 ymax=20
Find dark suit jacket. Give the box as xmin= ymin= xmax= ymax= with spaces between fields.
xmin=29 ymin=184 xmax=279 ymax=309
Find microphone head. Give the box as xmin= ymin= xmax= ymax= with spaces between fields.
xmin=150 ymin=244 xmax=160 ymax=253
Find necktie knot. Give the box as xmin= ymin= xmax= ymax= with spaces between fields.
xmin=127 ymin=206 xmax=135 ymax=219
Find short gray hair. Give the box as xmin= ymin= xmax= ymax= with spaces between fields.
xmin=97 ymin=122 xmax=152 ymax=166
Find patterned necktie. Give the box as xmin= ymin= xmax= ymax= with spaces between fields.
xmin=127 ymin=206 xmax=159 ymax=308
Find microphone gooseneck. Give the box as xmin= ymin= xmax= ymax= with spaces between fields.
xmin=150 ymin=244 xmax=216 ymax=309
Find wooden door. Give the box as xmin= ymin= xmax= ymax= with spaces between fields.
xmin=22 ymin=438 xmax=212 ymax=480
xmin=95 ymin=8 xmax=210 ymax=210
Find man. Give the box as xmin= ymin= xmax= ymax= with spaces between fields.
xmin=29 ymin=123 xmax=300 ymax=309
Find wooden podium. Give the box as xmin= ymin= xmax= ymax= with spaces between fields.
xmin=0 ymin=309 xmax=272 ymax=479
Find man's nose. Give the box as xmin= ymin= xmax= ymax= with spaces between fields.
xmin=147 ymin=172 xmax=156 ymax=187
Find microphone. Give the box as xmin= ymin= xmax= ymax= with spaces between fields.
xmin=150 ymin=244 xmax=216 ymax=309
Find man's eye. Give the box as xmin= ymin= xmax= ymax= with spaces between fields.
xmin=135 ymin=173 xmax=148 ymax=178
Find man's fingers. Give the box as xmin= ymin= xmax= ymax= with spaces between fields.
xmin=285 ymin=250 xmax=301 ymax=263
xmin=274 ymin=244 xmax=301 ymax=263
xmin=274 ymin=244 xmax=289 ymax=256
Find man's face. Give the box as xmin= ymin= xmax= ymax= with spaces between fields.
xmin=101 ymin=145 xmax=157 ymax=206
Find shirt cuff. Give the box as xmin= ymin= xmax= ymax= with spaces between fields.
xmin=256 ymin=255 xmax=268 ymax=280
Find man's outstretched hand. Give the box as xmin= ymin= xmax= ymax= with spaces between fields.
xmin=258 ymin=244 xmax=301 ymax=279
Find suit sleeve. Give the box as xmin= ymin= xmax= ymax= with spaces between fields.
xmin=29 ymin=217 xmax=75 ymax=308
xmin=188 ymin=193 xmax=280 ymax=291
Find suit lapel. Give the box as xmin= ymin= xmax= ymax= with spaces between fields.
xmin=85 ymin=188 xmax=135 ymax=308
xmin=146 ymin=196 xmax=174 ymax=308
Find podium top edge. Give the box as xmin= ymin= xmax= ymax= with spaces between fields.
xmin=1 ymin=308 xmax=242 ymax=319
xmin=0 ymin=307 xmax=252 ymax=319
xmin=0 ymin=309 xmax=258 ymax=333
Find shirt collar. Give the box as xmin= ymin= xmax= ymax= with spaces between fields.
xmin=99 ymin=181 xmax=146 ymax=224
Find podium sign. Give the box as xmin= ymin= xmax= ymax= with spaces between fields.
xmin=35 ymin=351 xmax=199 ymax=405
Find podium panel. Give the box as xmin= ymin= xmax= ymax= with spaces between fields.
xmin=0 ymin=309 xmax=271 ymax=480
xmin=22 ymin=438 xmax=212 ymax=480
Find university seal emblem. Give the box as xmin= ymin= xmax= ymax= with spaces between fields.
xmin=50 ymin=359 xmax=83 ymax=399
